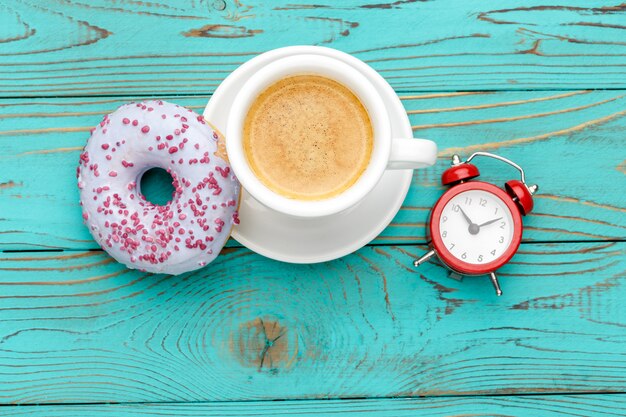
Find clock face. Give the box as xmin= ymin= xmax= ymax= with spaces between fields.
xmin=438 ymin=189 xmax=515 ymax=265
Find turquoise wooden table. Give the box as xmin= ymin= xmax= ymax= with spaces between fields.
xmin=1 ymin=1 xmax=625 ymax=416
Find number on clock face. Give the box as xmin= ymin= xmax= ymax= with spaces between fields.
xmin=439 ymin=189 xmax=514 ymax=264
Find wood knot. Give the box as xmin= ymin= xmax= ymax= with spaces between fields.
xmin=232 ymin=317 xmax=295 ymax=373
xmin=212 ymin=0 xmax=227 ymax=11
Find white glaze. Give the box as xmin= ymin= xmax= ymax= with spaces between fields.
xmin=78 ymin=100 xmax=240 ymax=274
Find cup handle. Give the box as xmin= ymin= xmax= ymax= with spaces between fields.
xmin=387 ymin=138 xmax=437 ymax=170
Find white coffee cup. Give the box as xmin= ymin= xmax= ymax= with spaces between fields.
xmin=227 ymin=52 xmax=437 ymax=218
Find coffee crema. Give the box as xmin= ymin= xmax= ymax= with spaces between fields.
xmin=243 ymin=75 xmax=373 ymax=200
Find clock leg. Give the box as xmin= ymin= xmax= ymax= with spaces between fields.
xmin=489 ymin=272 xmax=503 ymax=296
xmin=413 ymin=250 xmax=436 ymax=267
xmin=448 ymin=272 xmax=463 ymax=281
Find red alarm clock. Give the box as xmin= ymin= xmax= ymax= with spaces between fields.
xmin=414 ymin=152 xmax=538 ymax=296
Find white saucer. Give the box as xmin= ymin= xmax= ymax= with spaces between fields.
xmin=204 ymin=46 xmax=414 ymax=263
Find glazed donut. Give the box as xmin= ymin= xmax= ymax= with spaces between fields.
xmin=77 ymin=100 xmax=240 ymax=275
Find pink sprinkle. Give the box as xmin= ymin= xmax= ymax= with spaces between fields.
xmin=141 ymin=125 xmax=150 ymax=133
xmin=168 ymin=146 xmax=178 ymax=154
xmin=101 ymin=144 xmax=109 ymax=150
xmin=132 ymin=120 xmax=138 ymax=126
xmin=166 ymin=135 xmax=173 ymax=140
xmin=109 ymin=171 xmax=118 ymax=177
xmin=215 ymin=166 xmax=230 ymax=178
xmin=122 ymin=118 xmax=130 ymax=124
xmin=214 ymin=218 xmax=224 ymax=233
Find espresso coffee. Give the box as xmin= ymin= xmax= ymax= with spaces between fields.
xmin=243 ymin=75 xmax=373 ymax=200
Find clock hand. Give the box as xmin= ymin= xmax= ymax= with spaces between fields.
xmin=458 ymin=206 xmax=474 ymax=225
xmin=458 ymin=206 xmax=480 ymax=235
xmin=478 ymin=217 xmax=503 ymax=228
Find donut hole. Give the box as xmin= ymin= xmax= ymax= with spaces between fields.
xmin=139 ymin=167 xmax=175 ymax=206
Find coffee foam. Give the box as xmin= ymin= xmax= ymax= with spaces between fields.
xmin=243 ymin=75 xmax=373 ymax=200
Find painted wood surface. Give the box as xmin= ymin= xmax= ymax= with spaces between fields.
xmin=0 ymin=242 xmax=624 ymax=403
xmin=1 ymin=0 xmax=626 ymax=96
xmin=2 ymin=91 xmax=625 ymax=250
xmin=1 ymin=0 xmax=626 ymax=413
xmin=3 ymin=394 xmax=626 ymax=417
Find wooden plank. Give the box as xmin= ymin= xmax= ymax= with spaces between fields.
xmin=2 ymin=394 xmax=626 ymax=416
xmin=1 ymin=92 xmax=624 ymax=250
xmin=0 ymin=0 xmax=625 ymax=96
xmin=0 ymin=242 xmax=624 ymax=403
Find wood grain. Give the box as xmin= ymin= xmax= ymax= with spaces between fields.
xmin=0 ymin=0 xmax=625 ymax=96
xmin=0 ymin=242 xmax=624 ymax=403
xmin=1 ymin=91 xmax=624 ymax=250
xmin=1 ymin=1 xmax=625 ymax=411
xmin=3 ymin=394 xmax=626 ymax=416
